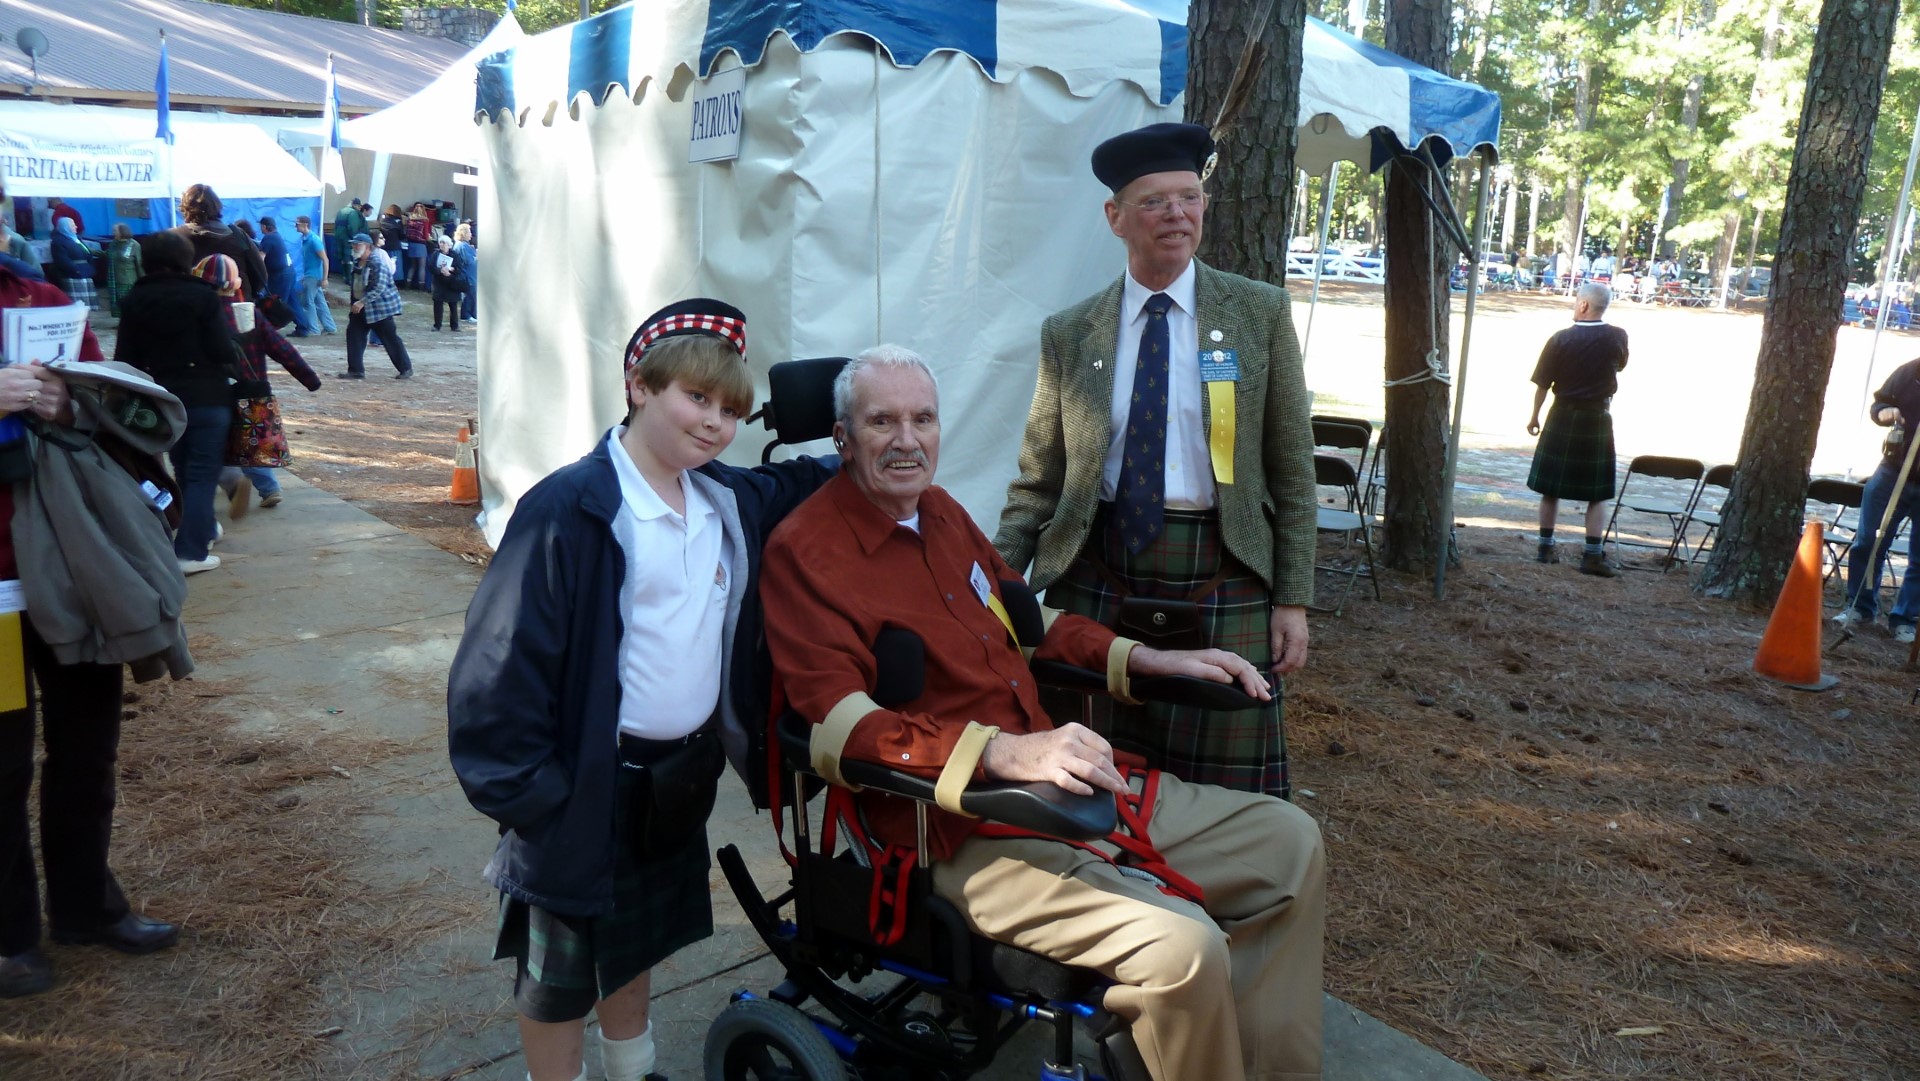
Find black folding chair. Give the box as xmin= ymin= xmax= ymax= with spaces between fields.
xmin=1603 ymin=455 xmax=1706 ymax=569
xmin=1310 ymin=453 xmax=1380 ymax=615
xmin=1805 ymin=477 xmax=1865 ymax=587
xmin=1664 ymin=463 xmax=1734 ymax=572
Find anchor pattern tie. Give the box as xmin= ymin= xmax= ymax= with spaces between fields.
xmin=1116 ymin=292 xmax=1173 ymax=554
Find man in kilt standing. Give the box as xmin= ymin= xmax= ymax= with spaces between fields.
xmin=1525 ymin=282 xmax=1630 ymax=577
xmin=995 ymin=123 xmax=1317 ymax=798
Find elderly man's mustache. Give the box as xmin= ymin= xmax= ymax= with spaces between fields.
xmin=877 ymin=449 xmax=929 ymax=469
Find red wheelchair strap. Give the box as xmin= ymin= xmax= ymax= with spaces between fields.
xmin=868 ymin=846 xmax=918 ymax=947
xmin=766 ymin=671 xmax=799 ymax=868
xmin=972 ymin=767 xmax=1205 ymax=906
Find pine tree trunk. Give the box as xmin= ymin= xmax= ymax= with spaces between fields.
xmin=1186 ymin=0 xmax=1309 ymax=283
xmin=1379 ymin=0 xmax=1454 ymax=573
xmin=1698 ymin=0 xmax=1900 ymax=604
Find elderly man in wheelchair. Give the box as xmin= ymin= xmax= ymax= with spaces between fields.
xmin=709 ymin=344 xmax=1325 ymax=1081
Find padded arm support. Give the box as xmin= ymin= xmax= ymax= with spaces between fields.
xmin=1027 ymin=659 xmax=1266 ymax=712
xmin=934 ymin=721 xmax=999 ymax=816
xmin=810 ymin=691 xmax=878 ymax=790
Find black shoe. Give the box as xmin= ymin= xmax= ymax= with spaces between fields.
xmin=1579 ymin=552 xmax=1620 ymax=578
xmin=0 ymin=947 xmax=53 ymax=997
xmin=431 ymin=325 xmax=441 ymax=332
xmin=394 ymin=369 xmax=414 ymax=380
xmin=51 ymin=913 xmax=180 ymax=955
xmin=1537 ymin=543 xmax=1559 ymax=564
xmin=336 ymin=370 xmax=366 ymax=380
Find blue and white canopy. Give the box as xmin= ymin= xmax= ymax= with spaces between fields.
xmin=475 ymin=2 xmax=1499 ymax=172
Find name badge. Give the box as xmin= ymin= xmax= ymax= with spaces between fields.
xmin=968 ymin=561 xmax=993 ymax=608
xmin=0 ymin=581 xmax=23 ymax=615
xmin=1200 ymin=348 xmax=1240 ymax=383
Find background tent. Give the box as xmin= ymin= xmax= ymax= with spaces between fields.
xmin=0 ymin=100 xmax=324 ymax=235
xmin=474 ymin=1 xmax=1499 ymax=548
xmin=280 ymin=12 xmax=525 ymax=168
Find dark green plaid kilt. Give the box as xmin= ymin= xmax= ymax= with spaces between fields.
xmin=1527 ymin=402 xmax=1617 ymax=502
xmin=1042 ymin=507 xmax=1288 ymax=798
xmin=492 ymin=766 xmax=713 ymax=1022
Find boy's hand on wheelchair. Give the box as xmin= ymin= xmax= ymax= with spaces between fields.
xmin=1129 ymin=646 xmax=1274 ymax=701
xmin=981 ymin=725 xmax=1129 ymax=797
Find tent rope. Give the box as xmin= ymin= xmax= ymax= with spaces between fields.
xmin=1382 ymin=157 xmax=1453 ymax=388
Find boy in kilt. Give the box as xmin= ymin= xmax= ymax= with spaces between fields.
xmin=1525 ymin=282 xmax=1631 ymax=577
xmin=447 ymin=300 xmax=833 ymax=1081
xmin=996 ymin=123 xmax=1317 ymax=799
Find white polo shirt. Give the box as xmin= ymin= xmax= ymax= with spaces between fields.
xmin=608 ymin=430 xmax=732 ymax=740
xmin=1100 ymin=260 xmax=1217 ymax=509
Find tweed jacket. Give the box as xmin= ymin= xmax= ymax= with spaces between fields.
xmin=994 ymin=260 xmax=1317 ymax=607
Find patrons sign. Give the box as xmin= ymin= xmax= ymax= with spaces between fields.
xmin=688 ymin=66 xmax=745 ymax=164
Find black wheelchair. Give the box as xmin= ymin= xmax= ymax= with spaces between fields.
xmin=706 ymin=359 xmax=1260 ymax=1081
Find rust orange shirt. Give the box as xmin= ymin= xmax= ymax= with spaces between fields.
xmin=762 ymin=472 xmax=1119 ymax=857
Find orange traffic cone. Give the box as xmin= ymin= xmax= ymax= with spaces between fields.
xmin=1752 ymin=521 xmax=1838 ymax=691
xmin=449 ymin=424 xmax=481 ymax=505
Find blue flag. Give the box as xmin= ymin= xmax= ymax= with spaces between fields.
xmin=154 ymin=31 xmax=174 ymax=144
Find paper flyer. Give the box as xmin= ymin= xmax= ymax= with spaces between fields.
xmin=3 ymin=301 xmax=88 ymax=367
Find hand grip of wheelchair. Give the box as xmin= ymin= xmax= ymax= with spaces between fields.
xmin=1027 ymin=659 xmax=1265 ymax=712
xmin=837 ymin=759 xmax=1117 ymax=842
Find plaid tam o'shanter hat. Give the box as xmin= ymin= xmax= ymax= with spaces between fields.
xmin=624 ymin=298 xmax=748 ymax=376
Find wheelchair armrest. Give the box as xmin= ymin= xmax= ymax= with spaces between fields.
xmin=775 ymin=710 xmax=1115 ymax=841
xmin=1027 ymin=659 xmax=1265 ymax=712
xmin=839 ymin=759 xmax=1117 ymax=842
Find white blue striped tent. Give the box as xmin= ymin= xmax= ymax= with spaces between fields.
xmin=471 ymin=0 xmax=1500 ymax=543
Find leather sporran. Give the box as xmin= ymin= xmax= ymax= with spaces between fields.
xmin=623 ymin=731 xmax=725 ymax=862
xmin=1115 ymin=596 xmax=1206 ymax=651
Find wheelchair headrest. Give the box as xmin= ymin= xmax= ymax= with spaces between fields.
xmin=762 ymin=357 xmax=851 ymax=447
xmin=872 ymin=626 xmax=925 ymax=708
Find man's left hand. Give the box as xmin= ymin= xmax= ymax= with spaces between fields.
xmin=1128 ymin=645 xmax=1273 ymax=701
xmin=1269 ymin=605 xmax=1308 ymax=675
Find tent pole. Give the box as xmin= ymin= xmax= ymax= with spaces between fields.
xmin=1859 ymin=94 xmax=1920 ymax=422
xmin=1302 ymin=163 xmax=1338 ymax=357
xmin=1434 ymin=151 xmax=1492 ymax=600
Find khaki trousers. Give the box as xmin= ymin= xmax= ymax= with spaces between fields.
xmin=932 ymin=774 xmax=1325 ymax=1081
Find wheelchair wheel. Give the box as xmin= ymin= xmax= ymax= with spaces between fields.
xmin=704 ymin=998 xmax=851 ymax=1081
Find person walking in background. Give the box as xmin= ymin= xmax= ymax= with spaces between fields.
xmin=403 ymin=203 xmax=433 ymax=290
xmin=258 ymin=217 xmax=298 ymax=311
xmin=454 ymin=223 xmax=478 ymax=325
xmin=49 ymin=218 xmax=95 ymax=310
xmin=341 ymin=233 xmax=413 ymax=381
xmin=291 ymin=216 xmax=335 ymax=338
xmin=431 ymin=234 xmax=466 ymax=332
xmin=331 ymin=198 xmax=365 ymax=271
xmin=1525 ymin=282 xmax=1630 ymax=577
xmin=171 ymin=184 xmax=268 ymax=303
xmin=47 ymin=197 xmax=81 ymax=235
xmin=113 ymin=231 xmax=238 ymax=575
xmin=193 ymin=255 xmax=322 ymax=519
xmin=1834 ymin=356 xmax=1920 ymax=643
xmin=104 ymin=224 xmax=142 ymax=318
xmin=377 ymin=204 xmax=406 ymax=285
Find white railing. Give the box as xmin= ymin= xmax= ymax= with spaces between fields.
xmin=1284 ymin=251 xmax=1387 ymax=284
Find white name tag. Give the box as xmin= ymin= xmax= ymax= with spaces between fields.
xmin=0 ymin=581 xmax=24 ymax=615
xmin=968 ymin=561 xmax=993 ymax=608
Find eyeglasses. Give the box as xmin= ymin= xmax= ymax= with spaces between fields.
xmin=1118 ymin=191 xmax=1207 ymax=215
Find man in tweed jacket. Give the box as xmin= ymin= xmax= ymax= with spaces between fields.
xmin=995 ymin=122 xmax=1316 ymax=796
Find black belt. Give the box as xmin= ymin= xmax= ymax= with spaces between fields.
xmin=1552 ymin=396 xmax=1612 ymax=411
xmin=619 ymin=726 xmax=714 ymax=768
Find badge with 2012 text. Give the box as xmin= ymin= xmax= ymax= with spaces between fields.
xmin=1199 ymin=348 xmax=1240 ymax=383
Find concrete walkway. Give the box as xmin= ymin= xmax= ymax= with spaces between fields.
xmin=189 ymin=472 xmax=1486 ymax=1081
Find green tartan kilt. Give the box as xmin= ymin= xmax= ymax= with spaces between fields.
xmin=1527 ymin=402 xmax=1617 ymax=502
xmin=492 ymin=767 xmax=713 ymax=1022
xmin=1042 ymin=507 xmax=1288 ymax=798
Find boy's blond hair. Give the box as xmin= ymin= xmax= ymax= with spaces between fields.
xmin=631 ymin=333 xmax=756 ymax=417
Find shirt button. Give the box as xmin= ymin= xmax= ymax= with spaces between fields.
xmin=946 ymin=593 xmax=954 ymax=600
xmin=1010 ymin=680 xmax=1019 ymax=689
xmin=981 ymin=634 xmax=989 ymax=641
xmin=901 ymin=753 xmax=910 ymax=761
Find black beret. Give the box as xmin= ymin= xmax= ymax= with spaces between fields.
xmin=1091 ymin=122 xmax=1215 ymax=193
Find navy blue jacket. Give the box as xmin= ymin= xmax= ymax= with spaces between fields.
xmin=259 ymin=230 xmax=298 ymax=301
xmin=447 ymin=434 xmax=834 ymax=916
xmin=50 ymin=232 xmax=92 ymax=283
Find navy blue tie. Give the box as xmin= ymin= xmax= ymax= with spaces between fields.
xmin=1117 ymin=292 xmax=1173 ymax=554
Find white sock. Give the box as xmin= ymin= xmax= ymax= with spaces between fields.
xmin=600 ymin=1023 xmax=656 ymax=1081
xmin=524 ymin=1071 xmax=585 ymax=1081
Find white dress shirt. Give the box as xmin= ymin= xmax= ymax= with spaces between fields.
xmin=608 ymin=430 xmax=733 ymax=740
xmin=1100 ymin=260 xmax=1217 ymax=509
